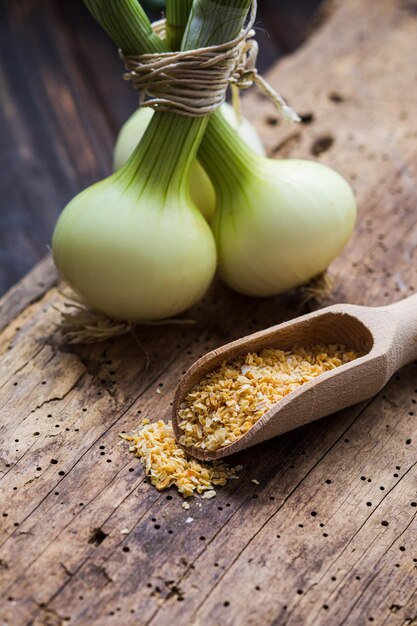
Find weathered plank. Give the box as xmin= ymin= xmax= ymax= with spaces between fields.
xmin=0 ymin=0 xmax=126 ymax=295
xmin=0 ymin=257 xmax=57 ymax=334
xmin=0 ymin=0 xmax=417 ymax=625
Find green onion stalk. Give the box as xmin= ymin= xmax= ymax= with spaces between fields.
xmin=125 ymin=0 xmax=356 ymax=297
xmin=52 ymin=0 xmax=252 ymax=322
xmin=165 ymin=0 xmax=193 ymax=50
xmin=113 ymin=102 xmax=265 ymax=222
xmin=113 ymin=0 xmax=358 ymax=297
xmin=127 ymin=2 xmax=267 ymax=235
xmin=113 ymin=0 xmax=265 ymax=221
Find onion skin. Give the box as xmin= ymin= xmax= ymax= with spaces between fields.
xmin=212 ymin=159 xmax=357 ymax=296
xmin=113 ymin=103 xmax=265 ymax=222
xmin=220 ymin=103 xmax=265 ymax=157
xmin=52 ymin=175 xmax=217 ymax=321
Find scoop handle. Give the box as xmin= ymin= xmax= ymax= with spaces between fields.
xmin=383 ymin=293 xmax=417 ymax=369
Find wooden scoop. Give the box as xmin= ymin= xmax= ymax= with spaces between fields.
xmin=171 ymin=294 xmax=417 ymax=461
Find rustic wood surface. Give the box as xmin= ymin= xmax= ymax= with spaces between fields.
xmin=1 ymin=0 xmax=417 ymax=624
xmin=0 ymin=0 xmax=321 ymax=296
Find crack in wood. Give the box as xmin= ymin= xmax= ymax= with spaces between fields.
xmin=59 ymin=562 xmax=74 ymax=578
xmin=34 ymin=602 xmax=70 ymax=626
xmin=87 ymin=528 xmax=108 ymax=547
xmin=29 ymin=383 xmax=84 ymax=414
xmin=0 ymin=344 xmax=46 ymax=393
xmin=269 ymin=131 xmax=301 ymax=157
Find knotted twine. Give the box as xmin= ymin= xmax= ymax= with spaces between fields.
xmin=120 ymin=0 xmax=300 ymax=122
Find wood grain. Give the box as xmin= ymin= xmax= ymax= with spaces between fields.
xmin=0 ymin=0 xmax=118 ymax=294
xmin=1 ymin=0 xmax=417 ymax=624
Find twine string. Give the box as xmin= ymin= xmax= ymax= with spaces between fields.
xmin=120 ymin=1 xmax=300 ymax=122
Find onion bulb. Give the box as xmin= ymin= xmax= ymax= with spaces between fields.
xmin=198 ymin=115 xmax=357 ymax=296
xmin=211 ymin=157 xmax=356 ymax=296
xmin=53 ymin=115 xmax=217 ymax=322
xmin=113 ymin=103 xmax=265 ymax=221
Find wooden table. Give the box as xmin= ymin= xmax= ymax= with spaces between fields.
xmin=1 ymin=0 xmax=416 ymax=624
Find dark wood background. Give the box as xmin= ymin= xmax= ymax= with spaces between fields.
xmin=0 ymin=0 xmax=321 ymax=296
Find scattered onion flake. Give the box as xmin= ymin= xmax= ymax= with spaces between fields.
xmin=120 ymin=420 xmax=240 ymax=498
